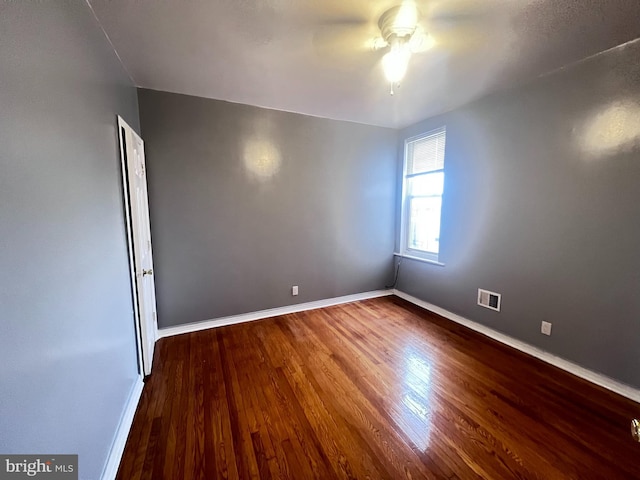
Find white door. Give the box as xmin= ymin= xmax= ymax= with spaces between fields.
xmin=118 ymin=116 xmax=157 ymax=376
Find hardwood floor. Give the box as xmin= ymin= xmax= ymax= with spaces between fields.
xmin=117 ymin=296 xmax=640 ymax=479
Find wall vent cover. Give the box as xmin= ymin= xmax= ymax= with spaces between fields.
xmin=478 ymin=289 xmax=501 ymax=312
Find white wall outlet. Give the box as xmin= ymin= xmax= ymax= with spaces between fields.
xmin=292 ymin=285 xmax=299 ymax=296
xmin=541 ymin=321 xmax=552 ymax=336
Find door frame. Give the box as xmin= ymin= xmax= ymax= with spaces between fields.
xmin=117 ymin=115 xmax=157 ymax=376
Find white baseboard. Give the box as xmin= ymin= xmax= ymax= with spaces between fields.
xmin=158 ymin=290 xmax=394 ymax=339
xmin=101 ymin=376 xmax=145 ymax=480
xmin=393 ymin=289 xmax=640 ymax=404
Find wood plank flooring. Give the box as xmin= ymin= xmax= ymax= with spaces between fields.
xmin=117 ymin=296 xmax=640 ymax=479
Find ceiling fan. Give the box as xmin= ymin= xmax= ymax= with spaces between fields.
xmin=309 ymin=0 xmax=501 ymax=95
xmin=374 ymin=3 xmax=434 ymax=94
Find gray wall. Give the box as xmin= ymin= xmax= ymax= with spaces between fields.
xmin=397 ymin=40 xmax=640 ymax=388
xmin=137 ymin=89 xmax=397 ymax=328
xmin=0 ymin=2 xmax=140 ymax=479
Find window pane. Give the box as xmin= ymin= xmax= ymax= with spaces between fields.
xmin=408 ymin=196 xmax=442 ymax=254
xmin=406 ymin=129 xmax=446 ymax=174
xmin=408 ymin=171 xmax=444 ymax=196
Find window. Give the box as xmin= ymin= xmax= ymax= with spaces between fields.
xmin=401 ymin=127 xmax=446 ymax=263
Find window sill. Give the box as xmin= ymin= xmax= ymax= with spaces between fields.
xmin=393 ymin=252 xmax=445 ymax=267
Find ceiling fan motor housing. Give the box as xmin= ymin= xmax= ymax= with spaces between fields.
xmin=378 ymin=5 xmax=420 ymax=43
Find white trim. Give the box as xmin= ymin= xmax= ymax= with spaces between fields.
xmin=101 ymin=376 xmax=145 ymax=480
xmin=158 ymin=290 xmax=394 ymax=339
xmin=393 ymin=252 xmax=445 ymax=266
xmin=404 ymin=127 xmax=447 ymax=145
xmin=393 ymin=289 xmax=640 ymax=404
xmin=399 ymin=134 xmax=410 ymax=257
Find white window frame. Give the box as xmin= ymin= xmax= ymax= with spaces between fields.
xmin=400 ymin=127 xmax=446 ymax=265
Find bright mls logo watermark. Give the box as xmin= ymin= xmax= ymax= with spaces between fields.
xmin=0 ymin=456 xmax=77 ymax=479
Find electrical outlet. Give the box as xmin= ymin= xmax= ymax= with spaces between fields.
xmin=292 ymin=285 xmax=299 ymax=296
xmin=541 ymin=321 xmax=552 ymax=336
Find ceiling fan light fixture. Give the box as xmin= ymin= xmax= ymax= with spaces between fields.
xmin=377 ymin=3 xmax=423 ymax=94
xmin=382 ymin=37 xmax=411 ymax=85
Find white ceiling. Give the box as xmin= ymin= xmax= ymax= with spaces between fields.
xmin=88 ymin=0 xmax=640 ymax=128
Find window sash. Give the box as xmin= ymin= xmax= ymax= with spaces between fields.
xmin=406 ymin=194 xmax=442 ymax=255
xmin=406 ymin=170 xmax=444 ymax=197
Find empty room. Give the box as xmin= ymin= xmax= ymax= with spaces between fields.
xmin=2 ymin=1 xmax=640 ymax=479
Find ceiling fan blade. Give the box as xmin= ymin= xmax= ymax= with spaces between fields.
xmin=291 ymin=0 xmax=388 ymax=27
xmin=313 ymin=23 xmax=379 ymax=54
xmin=428 ymin=21 xmax=504 ymax=54
xmin=419 ymin=0 xmax=510 ymax=53
xmin=425 ymin=0 xmax=509 ymax=25
xmin=315 ymin=16 xmax=369 ymax=28
xmin=409 ymin=26 xmax=435 ymax=53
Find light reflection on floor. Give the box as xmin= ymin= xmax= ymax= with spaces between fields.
xmin=395 ymin=345 xmax=434 ymax=451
